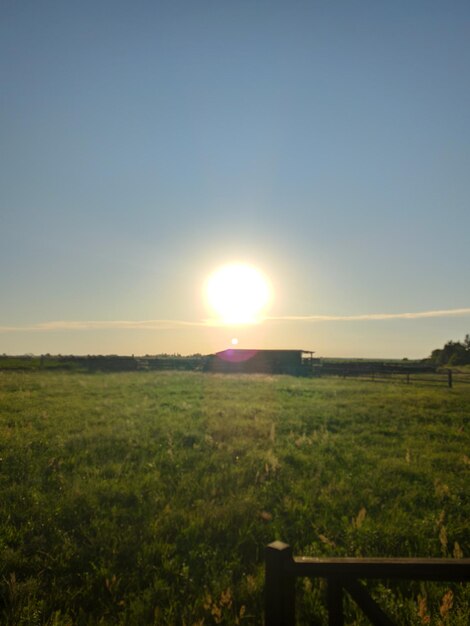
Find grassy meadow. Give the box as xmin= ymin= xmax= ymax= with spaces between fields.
xmin=0 ymin=370 xmax=469 ymax=625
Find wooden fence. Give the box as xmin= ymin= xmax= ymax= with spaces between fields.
xmin=265 ymin=541 xmax=470 ymax=626
xmin=310 ymin=364 xmax=470 ymax=388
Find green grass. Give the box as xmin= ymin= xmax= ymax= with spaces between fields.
xmin=0 ymin=371 xmax=469 ymax=625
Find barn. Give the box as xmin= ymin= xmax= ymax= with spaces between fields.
xmin=203 ymin=349 xmax=315 ymax=376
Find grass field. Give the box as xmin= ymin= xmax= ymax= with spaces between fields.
xmin=0 ymin=371 xmax=469 ymax=625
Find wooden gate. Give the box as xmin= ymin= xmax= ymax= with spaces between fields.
xmin=265 ymin=541 xmax=470 ymax=626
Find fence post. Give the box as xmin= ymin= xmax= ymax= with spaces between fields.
xmin=265 ymin=542 xmax=295 ymax=626
xmin=327 ymin=577 xmax=344 ymax=626
xmin=448 ymin=369 xmax=453 ymax=388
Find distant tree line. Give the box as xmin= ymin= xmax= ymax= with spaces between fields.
xmin=0 ymin=354 xmax=205 ymax=372
xmin=428 ymin=334 xmax=470 ymax=366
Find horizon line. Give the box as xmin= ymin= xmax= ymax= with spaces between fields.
xmin=1 ymin=306 xmax=470 ymax=333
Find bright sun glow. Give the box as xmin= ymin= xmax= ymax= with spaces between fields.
xmin=205 ymin=263 xmax=272 ymax=325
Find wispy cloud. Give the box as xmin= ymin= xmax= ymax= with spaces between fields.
xmin=265 ymin=307 xmax=470 ymax=322
xmin=1 ymin=307 xmax=469 ymax=334
xmin=0 ymin=319 xmax=206 ymax=333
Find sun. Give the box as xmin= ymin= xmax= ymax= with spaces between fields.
xmin=205 ymin=263 xmax=272 ymax=325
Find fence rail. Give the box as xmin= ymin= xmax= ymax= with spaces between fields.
xmin=308 ymin=365 xmax=470 ymax=388
xmin=265 ymin=541 xmax=470 ymax=626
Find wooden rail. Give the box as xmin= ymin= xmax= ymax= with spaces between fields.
xmin=265 ymin=541 xmax=470 ymax=626
xmin=311 ymin=365 xmax=457 ymax=387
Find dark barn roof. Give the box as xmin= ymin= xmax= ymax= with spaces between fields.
xmin=204 ymin=349 xmax=315 ymax=376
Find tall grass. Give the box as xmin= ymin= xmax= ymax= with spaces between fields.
xmin=0 ymin=371 xmax=468 ymax=624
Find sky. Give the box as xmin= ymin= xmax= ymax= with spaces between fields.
xmin=1 ymin=0 xmax=469 ymax=358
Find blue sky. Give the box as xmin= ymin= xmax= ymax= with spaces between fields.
xmin=1 ymin=0 xmax=469 ymax=357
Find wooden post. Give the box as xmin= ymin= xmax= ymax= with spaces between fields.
xmin=406 ymin=373 xmax=410 ymax=385
xmin=327 ymin=577 xmax=344 ymax=626
xmin=265 ymin=542 xmax=295 ymax=626
xmin=448 ymin=369 xmax=453 ymax=388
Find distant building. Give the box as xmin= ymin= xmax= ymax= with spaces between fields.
xmin=203 ymin=349 xmax=316 ymax=376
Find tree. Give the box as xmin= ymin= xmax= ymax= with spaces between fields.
xmin=464 ymin=334 xmax=470 ymax=350
xmin=428 ymin=336 xmax=470 ymax=366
